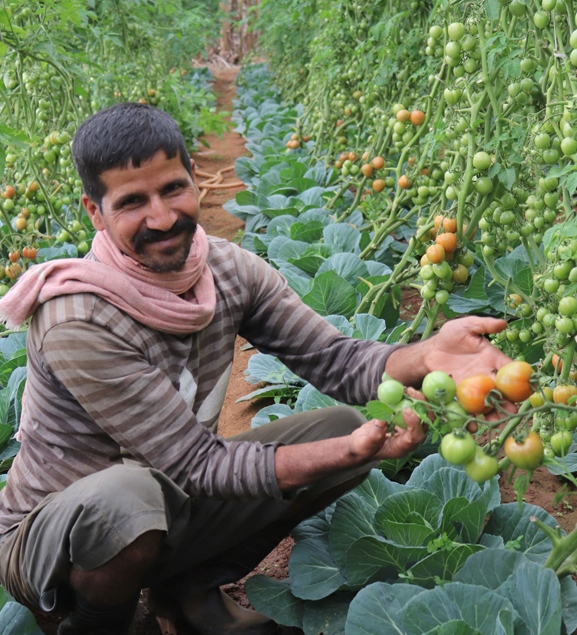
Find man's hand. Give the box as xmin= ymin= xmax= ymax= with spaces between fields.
xmin=348 ymin=388 xmax=427 ymax=461
xmin=274 ymin=389 xmax=427 ymax=491
xmin=385 ymin=316 xmax=511 ymax=387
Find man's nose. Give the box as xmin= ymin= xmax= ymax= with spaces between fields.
xmin=145 ymin=196 xmax=177 ymax=231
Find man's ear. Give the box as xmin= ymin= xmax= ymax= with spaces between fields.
xmin=82 ymin=194 xmax=105 ymax=231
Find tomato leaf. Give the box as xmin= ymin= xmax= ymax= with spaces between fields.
xmin=365 ymin=401 xmax=393 ymax=421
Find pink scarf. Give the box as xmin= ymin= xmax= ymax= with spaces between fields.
xmin=0 ymin=226 xmax=216 ymax=335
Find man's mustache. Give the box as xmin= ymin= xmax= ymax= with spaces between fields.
xmin=133 ymin=217 xmax=197 ymax=253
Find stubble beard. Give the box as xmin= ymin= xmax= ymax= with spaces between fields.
xmin=133 ymin=217 xmax=197 ymax=273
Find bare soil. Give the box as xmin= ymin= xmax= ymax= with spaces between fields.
xmin=34 ymin=65 xmax=577 ymax=635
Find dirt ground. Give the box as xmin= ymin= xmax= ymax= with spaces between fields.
xmin=34 ymin=65 xmax=577 ymax=635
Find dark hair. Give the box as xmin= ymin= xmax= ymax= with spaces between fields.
xmin=72 ymin=102 xmax=192 ymax=207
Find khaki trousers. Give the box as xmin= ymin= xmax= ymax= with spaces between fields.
xmin=0 ymin=406 xmax=372 ymax=613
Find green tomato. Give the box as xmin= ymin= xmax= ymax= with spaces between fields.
xmin=551 ymin=430 xmax=573 ymax=455
xmin=448 ymin=22 xmax=466 ymax=41
xmin=543 ymin=148 xmax=560 ymax=164
xmin=533 ymin=10 xmax=550 ymax=28
xmin=391 ymin=399 xmax=412 ymax=429
xmin=377 ymin=380 xmax=405 ymax=406
xmin=561 ymin=137 xmax=577 ymax=156
xmin=458 ymin=251 xmax=475 ymax=268
xmin=464 ymin=446 xmax=500 ymax=482
xmin=559 ymin=296 xmax=577 ymax=316
xmin=445 ymin=400 xmax=469 ymax=429
xmin=472 ymin=151 xmax=491 ymax=170
xmin=445 ymin=41 xmax=462 ymax=59
xmin=539 ymin=176 xmax=558 ymax=191
xmin=422 ymin=370 xmax=457 ymax=404
xmin=435 ymin=289 xmax=450 ymax=304
xmin=440 ymin=431 xmax=477 ymax=465
xmin=433 ymin=261 xmax=453 ymax=280
xmin=556 ymin=316 xmax=575 ymax=335
xmin=534 ymin=133 xmax=551 ymax=150
xmin=554 ymin=261 xmax=572 ymax=279
xmin=475 ymin=176 xmax=493 ymax=194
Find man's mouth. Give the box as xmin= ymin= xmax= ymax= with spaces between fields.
xmin=133 ymin=218 xmax=197 ymax=254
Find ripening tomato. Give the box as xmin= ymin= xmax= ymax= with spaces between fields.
xmin=398 ymin=175 xmax=411 ymax=189
xmin=435 ymin=232 xmax=457 ymax=254
xmin=495 ymin=361 xmax=534 ymax=402
xmin=361 ymin=164 xmax=374 ymax=178
xmin=372 ymin=179 xmax=386 ymax=192
xmin=528 ymin=387 xmax=553 ymax=407
xmin=396 ymin=109 xmax=411 ymax=123
xmin=553 ymin=384 xmax=577 ymax=405
xmin=504 ymin=431 xmax=544 ymax=470
xmin=456 ymin=374 xmax=496 ymax=414
xmin=371 ymin=156 xmax=385 ymax=169
xmin=410 ymin=110 xmax=426 ymax=125
xmin=21 ymin=246 xmax=37 ymax=260
xmin=426 ymin=244 xmax=445 ymax=264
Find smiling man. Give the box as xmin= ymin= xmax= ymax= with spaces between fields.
xmin=0 ymin=103 xmax=510 ymax=635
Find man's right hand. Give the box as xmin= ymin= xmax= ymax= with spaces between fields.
xmin=348 ymin=387 xmax=427 ymax=461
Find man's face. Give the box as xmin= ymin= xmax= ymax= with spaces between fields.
xmin=83 ymin=150 xmax=200 ymax=272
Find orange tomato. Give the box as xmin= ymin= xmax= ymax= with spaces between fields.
xmin=495 ymin=361 xmax=534 ymax=402
xmin=361 ymin=164 xmax=374 ymax=178
xmin=410 ymin=110 xmax=426 ymax=125
xmin=371 ymin=156 xmax=385 ymax=170
xmin=372 ymin=179 xmax=386 ymax=192
xmin=426 ymin=243 xmax=445 ymax=264
xmin=398 ymin=175 xmax=411 ymax=189
xmin=457 ymin=375 xmax=497 ymax=414
xmin=435 ymin=232 xmax=457 ymax=254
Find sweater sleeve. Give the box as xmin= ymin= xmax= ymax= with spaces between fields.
xmin=40 ymin=320 xmax=282 ymax=502
xmin=235 ymin=246 xmax=404 ymax=406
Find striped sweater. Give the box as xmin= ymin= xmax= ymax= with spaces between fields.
xmin=0 ymin=237 xmax=396 ymax=534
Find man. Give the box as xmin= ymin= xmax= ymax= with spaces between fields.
xmin=0 ymin=103 xmax=510 ymax=635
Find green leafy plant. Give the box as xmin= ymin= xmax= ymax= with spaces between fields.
xmin=245 ymin=456 xmax=577 ymax=634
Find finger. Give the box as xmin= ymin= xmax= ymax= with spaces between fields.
xmin=400 ymin=407 xmax=427 ymax=442
xmin=406 ymin=386 xmax=425 ymax=401
xmin=458 ymin=315 xmax=508 ymax=335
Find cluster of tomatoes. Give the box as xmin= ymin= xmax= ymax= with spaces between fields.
xmin=417 ymin=214 xmax=474 ymax=305
xmin=376 ymin=360 xmax=575 ymax=483
xmin=387 ymin=104 xmax=426 ymax=152
xmin=286 ymin=132 xmax=311 ymax=150
xmin=334 ymin=151 xmax=393 ymax=190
